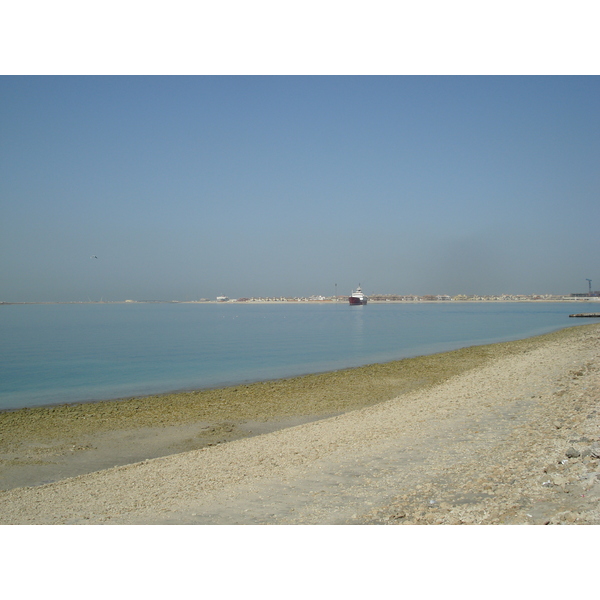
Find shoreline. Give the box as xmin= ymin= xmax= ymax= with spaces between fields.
xmin=1 ymin=322 xmax=599 ymax=523
xmin=0 ymin=323 xmax=597 ymax=490
xmin=5 ymin=329 xmax=561 ymax=490
xmin=3 ymin=319 xmax=600 ymax=415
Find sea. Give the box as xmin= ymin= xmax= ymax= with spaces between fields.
xmin=1 ymin=301 xmax=599 ymax=411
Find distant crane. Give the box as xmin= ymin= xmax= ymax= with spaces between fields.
xmin=587 ymin=279 xmax=592 ymax=296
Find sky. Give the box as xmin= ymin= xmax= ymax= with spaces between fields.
xmin=1 ymin=75 xmax=599 ymax=301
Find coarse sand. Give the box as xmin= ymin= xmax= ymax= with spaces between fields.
xmin=1 ymin=323 xmax=599 ymax=524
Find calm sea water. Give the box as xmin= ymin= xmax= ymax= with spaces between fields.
xmin=1 ymin=302 xmax=598 ymax=411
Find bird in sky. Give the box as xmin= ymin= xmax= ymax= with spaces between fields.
xmin=91 ymin=255 xmax=98 ymax=259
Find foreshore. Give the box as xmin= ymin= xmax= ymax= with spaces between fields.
xmin=1 ymin=323 xmax=599 ymax=524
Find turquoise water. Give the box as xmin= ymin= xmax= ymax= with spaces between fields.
xmin=1 ymin=302 xmax=598 ymax=410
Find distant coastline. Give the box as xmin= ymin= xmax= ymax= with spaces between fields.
xmin=2 ymin=296 xmax=600 ymax=306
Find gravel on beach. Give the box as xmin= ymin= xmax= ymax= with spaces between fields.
xmin=1 ymin=323 xmax=599 ymax=524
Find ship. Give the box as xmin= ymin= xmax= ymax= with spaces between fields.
xmin=349 ymin=285 xmax=368 ymax=305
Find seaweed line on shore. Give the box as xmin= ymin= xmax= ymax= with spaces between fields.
xmin=1 ymin=323 xmax=599 ymax=514
xmin=2 ymin=324 xmax=595 ymax=448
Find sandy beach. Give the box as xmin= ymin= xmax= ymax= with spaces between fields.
xmin=1 ymin=323 xmax=599 ymax=525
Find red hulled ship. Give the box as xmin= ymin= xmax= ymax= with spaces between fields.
xmin=349 ymin=285 xmax=368 ymax=305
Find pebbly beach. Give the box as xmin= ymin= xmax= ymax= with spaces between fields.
xmin=1 ymin=323 xmax=599 ymax=524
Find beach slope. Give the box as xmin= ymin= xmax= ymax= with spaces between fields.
xmin=1 ymin=324 xmax=599 ymax=524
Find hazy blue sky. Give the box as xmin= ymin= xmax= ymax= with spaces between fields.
xmin=1 ymin=76 xmax=599 ymax=301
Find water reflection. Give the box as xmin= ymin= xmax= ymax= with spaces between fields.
xmin=350 ymin=305 xmax=365 ymax=350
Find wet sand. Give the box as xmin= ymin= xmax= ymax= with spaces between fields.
xmin=1 ymin=323 xmax=599 ymax=524
xmin=0 ymin=335 xmax=538 ymax=490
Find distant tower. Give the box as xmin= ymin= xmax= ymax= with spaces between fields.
xmin=586 ymin=279 xmax=592 ymax=296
